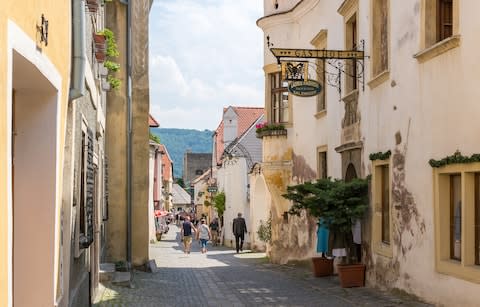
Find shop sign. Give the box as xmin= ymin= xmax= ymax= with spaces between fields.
xmin=288 ymin=80 xmax=322 ymax=97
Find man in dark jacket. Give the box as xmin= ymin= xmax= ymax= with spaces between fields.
xmin=232 ymin=213 xmax=247 ymax=253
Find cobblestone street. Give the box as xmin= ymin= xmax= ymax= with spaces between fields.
xmin=95 ymin=225 xmax=431 ymax=307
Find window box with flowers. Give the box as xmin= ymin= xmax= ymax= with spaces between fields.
xmin=255 ymin=122 xmax=287 ymax=138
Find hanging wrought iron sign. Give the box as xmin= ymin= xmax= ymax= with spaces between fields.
xmin=271 ymin=48 xmax=364 ymax=60
xmin=288 ymin=80 xmax=322 ymax=97
xmin=266 ymin=36 xmax=368 ymax=99
xmin=282 ymin=62 xmax=308 ymax=81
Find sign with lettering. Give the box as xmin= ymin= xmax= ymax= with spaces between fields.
xmin=271 ymin=48 xmax=364 ymax=60
xmin=207 ymin=186 xmax=218 ymax=193
xmin=288 ymin=80 xmax=322 ymax=97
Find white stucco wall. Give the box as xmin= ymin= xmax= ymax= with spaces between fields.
xmin=249 ymin=172 xmax=271 ymax=252
xmin=218 ymin=158 xmax=251 ymax=248
xmin=148 ymin=144 xmax=157 ymax=243
xmin=258 ymin=0 xmax=480 ymax=305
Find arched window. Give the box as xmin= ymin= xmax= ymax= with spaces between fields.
xmin=345 ymin=163 xmax=357 ymax=182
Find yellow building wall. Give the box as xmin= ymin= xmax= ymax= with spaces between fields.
xmin=0 ymin=1 xmax=71 ymax=306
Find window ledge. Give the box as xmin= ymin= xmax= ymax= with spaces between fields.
xmin=341 ymin=89 xmax=359 ymax=103
xmin=368 ymin=70 xmax=390 ymax=89
xmin=414 ymin=35 xmax=461 ymax=63
xmin=314 ymin=110 xmax=327 ymax=119
xmin=374 ymin=242 xmax=393 ymax=258
xmin=436 ymin=259 xmax=480 ymax=284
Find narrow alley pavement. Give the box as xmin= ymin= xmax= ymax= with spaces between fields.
xmin=95 ymin=225 xmax=432 ymax=307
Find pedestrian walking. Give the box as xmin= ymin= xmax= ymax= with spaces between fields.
xmin=181 ymin=216 xmax=196 ymax=254
xmin=232 ymin=213 xmax=247 ymax=253
xmin=197 ymin=219 xmax=212 ymax=254
xmin=209 ymin=218 xmax=219 ymax=246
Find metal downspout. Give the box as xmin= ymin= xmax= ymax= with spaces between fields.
xmin=69 ymin=0 xmax=86 ymax=100
xmin=126 ymin=0 xmax=133 ymax=268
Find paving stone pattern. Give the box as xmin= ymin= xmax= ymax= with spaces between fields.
xmin=95 ymin=225 xmax=432 ymax=307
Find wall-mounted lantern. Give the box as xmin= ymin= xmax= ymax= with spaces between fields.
xmin=37 ymin=14 xmax=48 ymax=46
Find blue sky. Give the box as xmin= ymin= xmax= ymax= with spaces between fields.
xmin=148 ymin=0 xmax=264 ymax=130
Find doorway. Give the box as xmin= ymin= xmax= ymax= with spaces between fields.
xmin=12 ymin=51 xmax=58 ymax=306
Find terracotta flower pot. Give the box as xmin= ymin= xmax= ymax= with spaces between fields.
xmin=337 ymin=263 xmax=366 ymax=287
xmin=93 ymin=33 xmax=106 ymax=45
xmin=95 ymin=50 xmax=106 ymax=63
xmin=86 ymin=0 xmax=99 ymax=13
xmin=312 ymin=257 xmax=334 ymax=277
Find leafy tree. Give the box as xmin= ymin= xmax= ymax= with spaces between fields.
xmin=282 ymin=178 xmax=369 ymax=264
xmin=175 ymin=178 xmax=185 ymax=188
xmin=213 ymin=191 xmax=226 ymax=217
xmin=149 ymin=132 xmax=160 ymax=143
xmin=257 ymin=217 xmax=272 ymax=243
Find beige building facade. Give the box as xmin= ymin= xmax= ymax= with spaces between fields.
xmin=258 ymin=0 xmax=480 ymax=305
xmin=0 ymin=1 xmax=71 ymax=306
xmin=105 ymin=0 xmax=153 ymax=267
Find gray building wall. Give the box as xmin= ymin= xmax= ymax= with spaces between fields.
xmin=239 ymin=115 xmax=264 ymax=165
xmin=183 ymin=153 xmax=212 ymax=187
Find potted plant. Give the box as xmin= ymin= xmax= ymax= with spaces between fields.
xmin=86 ymin=0 xmax=99 ymax=13
xmin=255 ymin=122 xmax=287 ymax=138
xmin=283 ymin=177 xmax=369 ymax=286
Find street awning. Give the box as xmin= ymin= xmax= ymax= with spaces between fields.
xmin=154 ymin=210 xmax=168 ymax=217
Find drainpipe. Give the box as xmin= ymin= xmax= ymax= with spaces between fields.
xmin=126 ymin=0 xmax=133 ymax=268
xmin=69 ymin=0 xmax=86 ymax=100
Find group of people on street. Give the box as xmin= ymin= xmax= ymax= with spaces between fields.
xmin=179 ymin=213 xmax=248 ymax=254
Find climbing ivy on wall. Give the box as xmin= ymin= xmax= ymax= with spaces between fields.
xmin=429 ymin=150 xmax=480 ymax=168
xmin=369 ymin=150 xmax=391 ymax=161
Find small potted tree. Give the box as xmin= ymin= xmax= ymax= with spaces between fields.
xmin=283 ymin=177 xmax=369 ymax=286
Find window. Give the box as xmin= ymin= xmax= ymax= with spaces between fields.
xmin=476 ymin=173 xmax=480 ymax=265
xmin=346 ymin=14 xmax=358 ymax=93
xmin=372 ymin=159 xmax=392 ymax=257
xmin=415 ymin=0 xmax=459 ymax=62
xmin=79 ymin=131 xmax=87 ymax=237
xmin=317 ymin=59 xmax=326 ymax=112
xmin=311 ymin=29 xmax=328 ymax=116
xmin=437 ymin=0 xmax=453 ymax=42
xmin=317 ymin=148 xmax=328 ymax=179
xmin=371 ymin=0 xmax=389 ymax=78
xmin=270 ymin=72 xmax=289 ymax=124
xmin=381 ymin=164 xmax=390 ymax=244
xmin=74 ymin=122 xmax=94 ymax=256
xmin=195 ymin=169 xmax=203 ymax=176
xmin=450 ymin=174 xmax=462 ymax=260
xmin=434 ymin=166 xmax=480 ymax=283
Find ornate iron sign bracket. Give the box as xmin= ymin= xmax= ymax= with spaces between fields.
xmin=267 ymin=36 xmax=368 ymax=99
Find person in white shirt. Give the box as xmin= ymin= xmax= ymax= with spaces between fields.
xmin=197 ymin=219 xmax=212 ymax=254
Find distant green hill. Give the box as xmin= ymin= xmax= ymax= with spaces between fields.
xmin=150 ymin=128 xmax=213 ymax=179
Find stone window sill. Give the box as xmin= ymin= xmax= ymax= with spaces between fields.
xmin=374 ymin=242 xmax=393 ymax=258
xmin=436 ymin=259 xmax=480 ymax=284
xmin=342 ymin=89 xmax=359 ymax=103
xmin=314 ymin=109 xmax=327 ymax=119
xmin=368 ymin=70 xmax=390 ymax=89
xmin=414 ymin=35 xmax=461 ymax=63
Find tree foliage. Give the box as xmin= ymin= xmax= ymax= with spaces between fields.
xmin=257 ymin=217 xmax=271 ymax=243
xmin=175 ymin=178 xmax=185 ymax=188
xmin=149 ymin=132 xmax=160 ymax=144
xmin=282 ymin=178 xmax=369 ymax=260
xmin=213 ymin=192 xmax=225 ymax=217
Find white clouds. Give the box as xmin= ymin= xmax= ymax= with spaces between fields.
xmin=150 ymin=55 xmax=188 ymax=96
xmin=149 ymin=0 xmax=264 ymax=129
